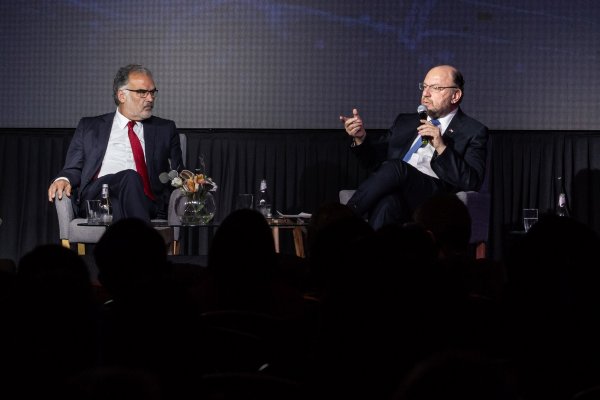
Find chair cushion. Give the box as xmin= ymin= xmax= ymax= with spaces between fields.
xmin=68 ymin=218 xmax=106 ymax=243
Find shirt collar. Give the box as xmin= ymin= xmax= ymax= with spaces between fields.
xmin=115 ymin=109 xmax=139 ymax=130
xmin=429 ymin=108 xmax=458 ymax=135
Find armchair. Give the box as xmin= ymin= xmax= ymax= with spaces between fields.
xmin=339 ymin=179 xmax=490 ymax=259
xmin=54 ymin=192 xmax=178 ymax=256
xmin=54 ymin=134 xmax=186 ymax=255
xmin=339 ymin=142 xmax=492 ymax=259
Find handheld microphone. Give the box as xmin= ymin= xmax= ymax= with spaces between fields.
xmin=417 ymin=105 xmax=432 ymax=145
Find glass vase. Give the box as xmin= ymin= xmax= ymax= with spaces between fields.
xmin=176 ymin=191 xmax=216 ymax=225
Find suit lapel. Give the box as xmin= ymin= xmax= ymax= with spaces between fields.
xmin=92 ymin=113 xmax=114 ymax=175
xmin=142 ymin=118 xmax=156 ymax=179
xmin=97 ymin=113 xmax=113 ymax=152
xmin=445 ymin=109 xmax=465 ymax=141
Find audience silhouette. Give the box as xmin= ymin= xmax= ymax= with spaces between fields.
xmin=92 ymin=217 xmax=204 ymax=397
xmin=5 ymin=202 xmax=600 ymax=399
xmin=504 ymin=214 xmax=600 ymax=400
xmin=1 ymin=244 xmax=100 ymax=398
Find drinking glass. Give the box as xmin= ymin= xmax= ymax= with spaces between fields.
xmin=523 ymin=208 xmax=538 ymax=232
xmin=86 ymin=200 xmax=102 ymax=225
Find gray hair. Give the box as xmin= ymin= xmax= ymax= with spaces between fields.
xmin=112 ymin=64 xmax=153 ymax=106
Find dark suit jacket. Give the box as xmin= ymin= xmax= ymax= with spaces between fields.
xmin=56 ymin=112 xmax=183 ymax=212
xmin=352 ymin=108 xmax=488 ymax=192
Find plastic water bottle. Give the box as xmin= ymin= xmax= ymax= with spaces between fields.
xmin=256 ymin=178 xmax=272 ymax=218
xmin=100 ymin=183 xmax=113 ymax=224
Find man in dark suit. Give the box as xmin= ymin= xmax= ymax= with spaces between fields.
xmin=48 ymin=64 xmax=183 ymax=222
xmin=339 ymin=65 xmax=488 ymax=230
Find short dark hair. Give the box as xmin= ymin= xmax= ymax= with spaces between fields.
xmin=112 ymin=64 xmax=153 ymax=106
xmin=451 ymin=67 xmax=465 ymax=91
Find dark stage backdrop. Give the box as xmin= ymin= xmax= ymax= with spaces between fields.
xmin=1 ymin=1 xmax=599 ymax=130
xmin=1 ymin=129 xmax=599 ymax=264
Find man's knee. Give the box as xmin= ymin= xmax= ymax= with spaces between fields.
xmin=370 ymin=193 xmax=409 ymax=229
xmin=115 ymin=169 xmax=142 ymax=184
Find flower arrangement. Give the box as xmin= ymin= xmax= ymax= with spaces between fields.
xmin=170 ymin=169 xmax=218 ymax=197
xmin=164 ymin=166 xmax=218 ymax=224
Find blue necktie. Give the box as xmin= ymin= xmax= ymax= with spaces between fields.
xmin=402 ymin=119 xmax=440 ymax=162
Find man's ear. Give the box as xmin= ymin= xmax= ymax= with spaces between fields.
xmin=451 ymin=89 xmax=462 ymax=104
xmin=117 ymin=89 xmax=126 ymax=104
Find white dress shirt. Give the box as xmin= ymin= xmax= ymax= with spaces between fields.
xmin=97 ymin=109 xmax=147 ymax=178
xmin=405 ymin=108 xmax=458 ymax=178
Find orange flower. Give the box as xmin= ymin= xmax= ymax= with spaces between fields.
xmin=169 ymin=169 xmax=217 ymax=195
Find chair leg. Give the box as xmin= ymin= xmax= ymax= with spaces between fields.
xmin=292 ymin=226 xmax=305 ymax=258
xmin=77 ymin=243 xmax=86 ymax=256
xmin=271 ymin=226 xmax=280 ymax=253
xmin=172 ymin=240 xmax=179 ymax=256
xmin=475 ymin=242 xmax=486 ymax=259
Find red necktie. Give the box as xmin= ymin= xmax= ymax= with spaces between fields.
xmin=127 ymin=120 xmax=155 ymax=200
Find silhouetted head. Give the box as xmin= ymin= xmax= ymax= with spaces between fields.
xmin=413 ymin=193 xmax=471 ymax=258
xmin=17 ymin=243 xmax=91 ymax=305
xmin=208 ymin=208 xmax=277 ymax=281
xmin=93 ymin=218 xmax=168 ymax=299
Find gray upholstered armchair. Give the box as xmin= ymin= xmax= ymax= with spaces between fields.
xmin=338 ymin=187 xmax=490 ymax=259
xmin=54 ymin=134 xmax=187 ymax=255
xmin=54 ymin=191 xmax=179 ymax=256
xmin=339 ymin=142 xmax=492 ymax=259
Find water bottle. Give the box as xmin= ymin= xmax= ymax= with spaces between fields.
xmin=256 ymin=178 xmax=272 ymax=218
xmin=557 ymin=176 xmax=569 ymax=217
xmin=100 ymin=183 xmax=113 ymax=224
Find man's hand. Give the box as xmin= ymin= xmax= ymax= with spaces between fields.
xmin=339 ymin=108 xmax=367 ymax=146
xmin=48 ymin=179 xmax=72 ymax=202
xmin=417 ymin=120 xmax=447 ymax=154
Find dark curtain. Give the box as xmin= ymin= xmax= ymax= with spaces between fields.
xmin=1 ymin=128 xmax=599 ymax=263
xmin=0 ymin=129 xmax=72 ymax=263
xmin=489 ymin=131 xmax=600 ymax=260
xmin=180 ymin=129 xmax=371 ymax=224
xmin=565 ymin=133 xmax=600 ymax=235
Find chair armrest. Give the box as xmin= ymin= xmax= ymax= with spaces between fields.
xmin=54 ymin=192 xmax=75 ymax=240
xmin=456 ymin=190 xmax=491 ymax=244
xmin=168 ymin=189 xmax=185 ymax=241
xmin=339 ymin=190 xmax=356 ymax=205
xmin=168 ymin=189 xmax=185 ymax=225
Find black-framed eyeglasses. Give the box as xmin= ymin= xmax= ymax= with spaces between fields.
xmin=418 ymin=83 xmax=458 ymax=93
xmin=124 ymin=88 xmax=159 ymax=98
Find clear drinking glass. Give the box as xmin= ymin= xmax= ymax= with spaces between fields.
xmin=86 ymin=200 xmax=102 ymax=225
xmin=523 ymin=208 xmax=538 ymax=232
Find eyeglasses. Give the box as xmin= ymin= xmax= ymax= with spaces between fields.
xmin=418 ymin=83 xmax=458 ymax=93
xmin=124 ymin=88 xmax=158 ymax=98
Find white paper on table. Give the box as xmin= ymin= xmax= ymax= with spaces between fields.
xmin=275 ymin=211 xmax=312 ymax=219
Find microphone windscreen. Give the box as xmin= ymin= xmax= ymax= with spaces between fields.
xmin=417 ymin=105 xmax=428 ymax=119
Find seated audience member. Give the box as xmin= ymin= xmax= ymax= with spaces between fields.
xmin=504 ymin=214 xmax=600 ymax=400
xmin=413 ymin=193 xmax=508 ymax=355
xmin=391 ymin=349 xmax=519 ymax=400
xmin=201 ymin=208 xmax=305 ymax=317
xmin=2 ymin=244 xmax=100 ymax=397
xmin=93 ymin=218 xmax=202 ymax=396
xmin=309 ymin=223 xmax=443 ymax=400
xmin=305 ymin=201 xmax=370 ymax=298
xmin=413 ymin=192 xmax=471 ymax=259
